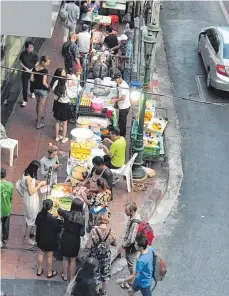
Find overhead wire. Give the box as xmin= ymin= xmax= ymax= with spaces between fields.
xmin=1 ymin=64 xmax=229 ymax=108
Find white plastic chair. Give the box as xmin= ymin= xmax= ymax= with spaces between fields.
xmin=111 ymin=153 xmax=138 ymax=193
xmin=0 ymin=138 xmax=18 ymax=166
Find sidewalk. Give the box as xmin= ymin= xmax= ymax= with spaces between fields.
xmin=1 ymin=20 xmax=168 ymax=282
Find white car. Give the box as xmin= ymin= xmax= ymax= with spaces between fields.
xmin=198 ymin=26 xmax=229 ymax=91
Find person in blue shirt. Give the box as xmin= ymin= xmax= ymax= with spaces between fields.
xmin=117 ymin=235 xmax=153 ymax=296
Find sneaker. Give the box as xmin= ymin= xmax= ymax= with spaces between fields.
xmin=36 ymin=123 xmax=45 ymax=129
xmin=24 ymin=238 xmax=36 ymax=246
xmin=61 ymin=137 xmax=69 ymax=144
xmin=112 ymin=177 xmax=120 ymax=185
xmin=31 ymin=93 xmax=36 ymax=99
xmin=55 ymin=136 xmax=63 ymax=142
xmin=21 ymin=101 xmax=27 ymax=107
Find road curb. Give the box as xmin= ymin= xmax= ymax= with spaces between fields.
xmin=149 ymin=32 xmax=183 ymax=225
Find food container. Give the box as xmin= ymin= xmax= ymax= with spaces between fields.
xmin=91 ymin=97 xmax=104 ymax=113
xmin=71 ymin=128 xmax=94 ymax=140
xmin=90 ymin=125 xmax=101 ymax=134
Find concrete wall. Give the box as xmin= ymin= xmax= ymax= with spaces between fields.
xmin=1 ymin=1 xmax=61 ymax=38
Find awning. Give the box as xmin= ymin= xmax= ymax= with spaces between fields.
xmin=1 ymin=1 xmax=61 ymax=38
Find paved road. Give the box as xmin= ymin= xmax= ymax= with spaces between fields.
xmin=151 ymin=1 xmax=229 ymax=296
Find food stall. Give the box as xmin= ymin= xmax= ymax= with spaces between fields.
xmin=131 ymin=98 xmax=168 ymax=165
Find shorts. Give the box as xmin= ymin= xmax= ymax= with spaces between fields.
xmin=34 ymin=89 xmax=49 ymax=98
xmin=131 ymin=280 xmax=152 ymax=296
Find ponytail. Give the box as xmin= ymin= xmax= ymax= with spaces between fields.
xmin=42 ymin=199 xmax=53 ymax=215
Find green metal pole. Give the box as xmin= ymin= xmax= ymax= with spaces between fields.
xmin=132 ymin=56 xmax=152 ymax=179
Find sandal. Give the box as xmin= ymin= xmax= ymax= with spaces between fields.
xmin=37 ymin=268 xmax=43 ymax=276
xmin=61 ymin=272 xmax=68 ymax=281
xmin=120 ymin=282 xmax=130 ymax=289
xmin=47 ymin=270 xmax=58 ymax=279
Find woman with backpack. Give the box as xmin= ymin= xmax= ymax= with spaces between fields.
xmin=52 ymin=68 xmax=80 ymax=143
xmin=35 ymin=199 xmax=61 ymax=278
xmin=86 ymin=212 xmax=116 ymax=296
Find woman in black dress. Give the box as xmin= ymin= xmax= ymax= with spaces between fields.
xmin=58 ymin=199 xmax=85 ymax=281
xmin=35 ymin=199 xmax=61 ymax=278
xmin=52 ymin=68 xmax=74 ymax=143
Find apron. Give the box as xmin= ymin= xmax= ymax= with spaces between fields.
xmin=89 ymin=168 xmax=107 ymax=192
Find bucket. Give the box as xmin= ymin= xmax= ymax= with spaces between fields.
xmin=91 ymin=98 xmax=104 ymax=113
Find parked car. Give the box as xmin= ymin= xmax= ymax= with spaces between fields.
xmin=198 ymin=26 xmax=229 ymax=91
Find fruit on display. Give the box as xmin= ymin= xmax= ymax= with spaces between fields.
xmin=71 ymin=166 xmax=87 ymax=181
xmin=152 ymin=122 xmax=162 ymax=131
xmin=144 ymin=139 xmax=158 ymax=147
xmin=49 ymin=197 xmax=72 ymax=217
xmin=72 ymin=140 xmax=97 ymax=149
xmin=144 ymin=110 xmax=152 ymax=122
xmin=80 ymin=97 xmax=91 ymax=107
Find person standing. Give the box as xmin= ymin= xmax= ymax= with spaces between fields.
xmin=62 ymin=33 xmax=80 ymax=74
xmin=86 ymin=212 xmax=117 ymax=296
xmin=35 ymin=199 xmax=61 ymax=278
xmin=52 ymin=69 xmax=77 ymax=143
xmin=40 ymin=144 xmax=61 ymax=185
xmin=118 ymin=235 xmax=154 ymax=296
xmin=111 ymin=71 xmax=131 ymax=137
xmin=30 ymin=56 xmax=50 ymax=129
xmin=118 ymin=31 xmax=133 ymax=84
xmin=104 ymin=27 xmax=119 ymax=54
xmin=77 ymin=24 xmax=91 ymax=66
xmin=0 ymin=168 xmax=13 ymax=248
xmin=121 ymin=202 xmax=141 ymax=289
xmin=58 ymin=199 xmax=85 ymax=281
xmin=21 ymin=160 xmax=46 ymax=245
xmin=63 ymin=1 xmax=80 ymax=43
xmin=64 ymin=257 xmax=98 ymax=296
xmin=19 ymin=41 xmax=39 ymax=107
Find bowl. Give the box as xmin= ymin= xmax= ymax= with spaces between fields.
xmin=71 ymin=128 xmax=94 ymax=140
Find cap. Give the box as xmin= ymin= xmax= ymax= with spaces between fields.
xmin=111 ymin=70 xmax=122 ymax=81
xmin=82 ymin=24 xmax=89 ymax=31
xmin=117 ymin=34 xmax=128 ymax=42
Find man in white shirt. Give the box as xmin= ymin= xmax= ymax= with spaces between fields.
xmin=111 ymin=70 xmax=131 ymax=137
xmin=77 ymin=24 xmax=91 ymax=54
xmin=63 ymin=1 xmax=80 ymax=43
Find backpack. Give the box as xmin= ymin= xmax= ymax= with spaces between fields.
xmin=126 ymin=219 xmax=154 ymax=253
xmin=62 ymin=41 xmax=72 ymax=59
xmin=92 ymin=228 xmax=111 ymax=259
xmin=152 ymin=252 xmax=167 ymax=291
xmin=132 ymin=219 xmax=155 ymax=246
xmin=59 ymin=3 xmax=68 ymax=23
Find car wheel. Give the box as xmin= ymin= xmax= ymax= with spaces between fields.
xmin=206 ymin=69 xmax=212 ymax=89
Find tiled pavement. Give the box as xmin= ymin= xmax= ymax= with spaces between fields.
xmin=1 ymin=19 xmax=159 ymax=281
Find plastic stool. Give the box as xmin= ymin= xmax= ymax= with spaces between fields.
xmin=109 ymin=15 xmax=119 ymax=32
xmin=0 ymin=138 xmax=18 ymax=166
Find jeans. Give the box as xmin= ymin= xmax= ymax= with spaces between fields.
xmin=63 ymin=24 xmax=76 ymax=43
xmin=123 ymin=68 xmax=131 ymax=85
xmin=64 ymin=62 xmax=73 ymax=75
xmin=118 ymin=108 xmax=130 ymax=137
xmin=1 ymin=216 xmax=10 ymax=241
xmin=21 ymin=72 xmax=34 ymax=102
xmin=34 ymin=89 xmax=49 ymax=98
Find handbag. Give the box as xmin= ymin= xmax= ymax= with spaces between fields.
xmin=16 ymin=179 xmax=24 ymax=197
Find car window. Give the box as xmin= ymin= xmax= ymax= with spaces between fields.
xmin=206 ymin=29 xmax=219 ymax=53
xmin=223 ymin=44 xmax=229 ymax=59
